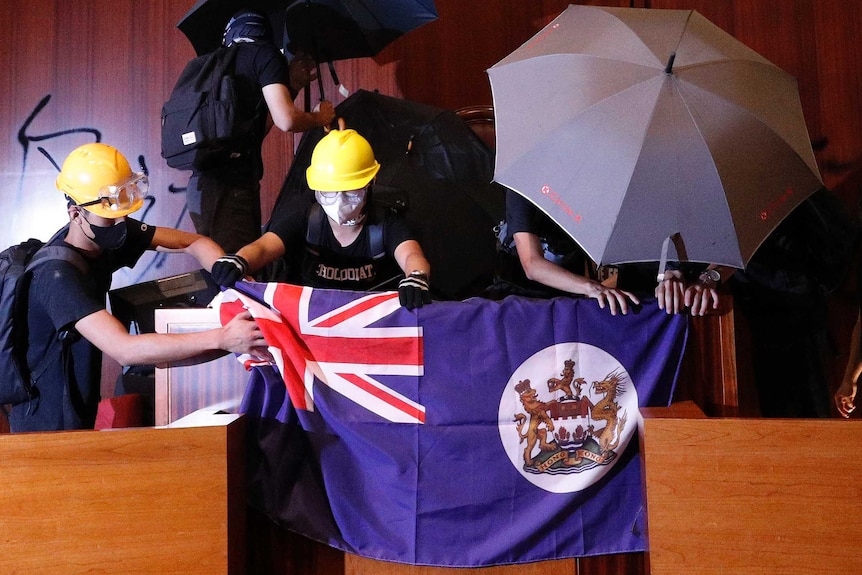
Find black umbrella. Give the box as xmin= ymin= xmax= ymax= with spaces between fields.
xmin=264 ymin=89 xmax=505 ymax=300
xmin=283 ymin=0 xmax=437 ymax=102
xmin=282 ymin=0 xmax=437 ymax=63
xmin=177 ymin=0 xmax=437 ymax=102
xmin=177 ymin=0 xmax=288 ymax=56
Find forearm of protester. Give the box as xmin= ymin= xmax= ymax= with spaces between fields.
xmin=75 ymin=309 xmax=269 ymax=367
xmin=263 ymin=83 xmax=335 ymax=132
xmin=150 ymin=227 xmax=225 ymax=272
xmin=393 ymin=240 xmax=431 ymax=279
xmin=234 ymin=232 xmax=285 ymax=276
xmin=514 ymin=232 xmax=638 ymax=315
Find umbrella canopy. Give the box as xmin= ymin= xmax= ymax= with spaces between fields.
xmin=264 ymin=89 xmax=504 ymax=300
xmin=487 ymin=5 xmax=823 ymax=269
xmin=178 ymin=0 xmax=437 ymax=101
xmin=282 ymin=0 xmax=437 ymax=62
xmin=177 ymin=0 xmax=288 ymax=56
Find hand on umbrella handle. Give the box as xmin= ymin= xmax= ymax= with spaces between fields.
xmin=323 ymin=116 xmax=347 ymax=134
xmin=654 ymin=270 xmax=686 ymax=315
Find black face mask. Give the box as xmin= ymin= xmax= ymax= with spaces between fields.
xmin=88 ymin=219 xmax=127 ymax=250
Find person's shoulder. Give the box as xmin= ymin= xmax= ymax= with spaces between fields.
xmin=30 ymin=255 xmax=89 ymax=288
xmin=238 ymin=42 xmax=285 ymax=66
xmin=124 ymin=217 xmax=156 ymax=245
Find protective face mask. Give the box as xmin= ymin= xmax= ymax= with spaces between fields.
xmin=88 ymin=219 xmax=128 ymax=250
xmin=316 ymin=191 xmax=367 ymax=226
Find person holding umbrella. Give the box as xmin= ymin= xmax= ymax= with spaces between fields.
xmin=186 ymin=11 xmax=335 ymax=253
xmin=210 ymin=128 xmax=433 ymax=310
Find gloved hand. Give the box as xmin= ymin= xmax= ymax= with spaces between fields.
xmin=211 ymin=254 xmax=250 ymax=288
xmin=398 ymin=272 xmax=431 ymax=310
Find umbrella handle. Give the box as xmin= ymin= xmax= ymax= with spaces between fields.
xmin=327 ymin=61 xmax=350 ymax=98
xmin=316 ymin=61 xmax=325 ymax=101
xmin=656 ymin=233 xmax=683 ymax=281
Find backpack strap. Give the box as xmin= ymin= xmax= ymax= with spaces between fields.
xmin=368 ymin=211 xmax=385 ymax=260
xmin=210 ymin=45 xmax=240 ymax=90
xmin=305 ymin=203 xmax=325 ymax=256
xmin=18 ymin=239 xmax=89 ymax=410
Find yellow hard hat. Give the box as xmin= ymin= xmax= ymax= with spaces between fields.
xmin=306 ymin=129 xmax=380 ymax=192
xmin=56 ymin=143 xmax=148 ymax=219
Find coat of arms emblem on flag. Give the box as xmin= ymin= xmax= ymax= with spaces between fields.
xmin=500 ymin=344 xmax=638 ymax=493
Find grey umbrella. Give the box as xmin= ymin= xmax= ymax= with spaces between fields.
xmin=487 ymin=5 xmax=823 ymax=269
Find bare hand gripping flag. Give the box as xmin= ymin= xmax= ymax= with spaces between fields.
xmin=218 ymin=282 xmax=688 ymax=567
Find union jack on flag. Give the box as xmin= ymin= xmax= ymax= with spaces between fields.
xmin=219 ymin=281 xmax=426 ymax=423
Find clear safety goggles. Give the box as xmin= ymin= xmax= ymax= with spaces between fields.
xmin=315 ymin=188 xmax=367 ymax=205
xmin=79 ymin=173 xmax=149 ymax=211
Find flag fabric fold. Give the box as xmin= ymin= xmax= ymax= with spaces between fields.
xmin=218 ymin=281 xmax=688 ymax=567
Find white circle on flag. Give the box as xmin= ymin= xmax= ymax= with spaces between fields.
xmin=498 ymin=342 xmax=640 ymax=493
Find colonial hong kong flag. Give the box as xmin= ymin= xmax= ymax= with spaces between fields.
xmin=218 ymin=281 xmax=688 ymax=567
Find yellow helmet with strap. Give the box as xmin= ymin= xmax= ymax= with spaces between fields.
xmin=56 ymin=143 xmax=148 ymax=219
xmin=306 ymin=129 xmax=380 ymax=192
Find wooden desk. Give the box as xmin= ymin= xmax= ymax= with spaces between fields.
xmin=0 ymin=414 xmax=246 ymax=575
xmin=641 ymin=404 xmax=862 ymax=575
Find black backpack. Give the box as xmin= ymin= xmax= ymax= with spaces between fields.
xmin=0 ymin=235 xmax=88 ymax=405
xmin=160 ymin=45 xmax=259 ymax=171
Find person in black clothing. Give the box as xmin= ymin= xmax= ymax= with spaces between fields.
xmin=6 ymin=143 xmax=268 ymax=432
xmin=492 ymin=189 xmax=639 ymax=315
xmin=186 ymin=11 xmax=335 ymax=253
xmin=735 ymin=189 xmax=857 ymax=418
xmin=211 ymin=128 xmax=433 ymax=309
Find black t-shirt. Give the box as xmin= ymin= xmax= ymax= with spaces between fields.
xmin=9 ymin=219 xmax=155 ymax=432
xmin=268 ymin=196 xmax=415 ymax=291
xmin=209 ymin=42 xmax=290 ymax=180
xmin=497 ymin=189 xmax=588 ymax=296
xmin=504 ymin=189 xmax=582 ymax=258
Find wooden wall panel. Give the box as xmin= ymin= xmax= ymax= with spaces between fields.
xmin=811 ymin=0 xmax=862 ymax=188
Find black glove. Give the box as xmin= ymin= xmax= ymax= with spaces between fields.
xmin=398 ymin=272 xmax=431 ymax=310
xmin=211 ymin=254 xmax=250 ymax=288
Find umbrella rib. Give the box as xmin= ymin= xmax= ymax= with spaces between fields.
xmin=348 ymin=0 xmax=386 ymax=29
xmin=674 ymin=71 xmax=816 ymax=175
xmin=673 ymin=58 xmax=789 ymax=75
xmin=670 ymin=11 xmax=694 ymax=68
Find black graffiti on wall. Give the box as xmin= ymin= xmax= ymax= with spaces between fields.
xmin=18 ymin=95 xmax=102 ymax=178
